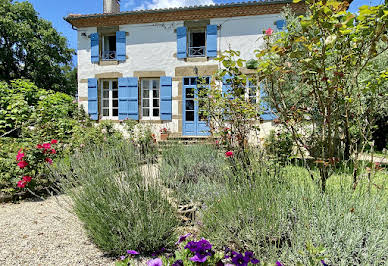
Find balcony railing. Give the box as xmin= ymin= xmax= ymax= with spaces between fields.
xmin=188 ymin=46 xmax=206 ymax=57
xmin=101 ymin=50 xmax=117 ymax=60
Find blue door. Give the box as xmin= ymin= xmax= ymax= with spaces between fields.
xmin=182 ymin=77 xmax=210 ymax=136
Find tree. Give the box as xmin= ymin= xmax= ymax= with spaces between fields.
xmin=0 ymin=0 xmax=75 ymax=94
xmin=256 ymin=0 xmax=388 ymax=191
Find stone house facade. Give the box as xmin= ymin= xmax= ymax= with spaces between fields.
xmin=65 ymin=0 xmax=305 ymax=138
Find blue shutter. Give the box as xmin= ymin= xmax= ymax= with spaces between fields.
xmin=260 ymin=83 xmax=277 ymax=120
xmin=160 ymin=76 xmax=172 ymax=121
xmin=88 ymin=78 xmax=98 ymax=120
xmin=275 ymin=20 xmax=286 ymax=30
xmin=222 ymin=74 xmax=233 ymax=98
xmin=118 ymin=77 xmax=138 ymax=120
xmin=90 ymin=33 xmax=99 ymax=63
xmin=176 ymin=27 xmax=187 ymax=59
xmin=116 ymin=31 xmax=126 ymax=61
xmin=206 ymin=25 xmax=218 ymax=58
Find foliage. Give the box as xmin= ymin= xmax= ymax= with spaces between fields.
xmin=256 ymin=1 xmax=388 ymax=191
xmin=50 ymin=140 xmax=179 ymax=256
xmin=264 ymin=128 xmax=294 ymax=164
xmin=160 ymin=143 xmax=228 ymax=204
xmin=201 ymin=159 xmax=388 ymax=265
xmin=0 ymin=0 xmax=75 ymax=94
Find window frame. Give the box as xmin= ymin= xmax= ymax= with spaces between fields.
xmin=187 ymin=28 xmax=207 ymax=58
xmin=101 ymin=34 xmax=117 ymax=61
xmin=141 ymin=78 xmax=161 ymax=120
xmin=245 ymin=78 xmax=259 ymax=104
xmin=100 ymin=79 xmax=119 ymax=120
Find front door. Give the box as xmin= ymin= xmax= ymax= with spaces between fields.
xmin=182 ymin=77 xmax=210 ymax=136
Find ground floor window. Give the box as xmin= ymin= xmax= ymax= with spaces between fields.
xmin=141 ymin=78 xmax=160 ymax=119
xmin=101 ymin=79 xmax=118 ymax=118
xmin=246 ymin=79 xmax=259 ymax=104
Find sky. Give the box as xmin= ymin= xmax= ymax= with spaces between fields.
xmin=23 ymin=0 xmax=385 ymax=66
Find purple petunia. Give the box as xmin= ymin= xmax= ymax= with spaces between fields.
xmin=321 ymin=260 xmax=328 ymax=266
xmin=126 ymin=250 xmax=139 ymax=255
xmin=184 ymin=238 xmax=213 ymax=263
xmin=172 ymin=259 xmax=184 ymax=266
xmin=119 ymin=255 xmax=126 ymax=261
xmin=190 ymin=253 xmax=209 ymax=263
xmin=176 ymin=233 xmax=191 ymax=245
xmin=276 ymin=261 xmax=284 ymax=266
xmin=231 ymin=252 xmax=250 ymax=266
xmin=147 ymin=258 xmax=163 ymax=266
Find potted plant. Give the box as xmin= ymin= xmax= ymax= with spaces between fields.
xmin=160 ymin=127 xmax=169 ymax=141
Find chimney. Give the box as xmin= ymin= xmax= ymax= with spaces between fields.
xmin=103 ymin=0 xmax=120 ymax=13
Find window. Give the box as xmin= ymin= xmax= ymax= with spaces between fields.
xmin=188 ymin=29 xmax=206 ymax=57
xmin=246 ymin=79 xmax=259 ymax=104
xmin=141 ymin=79 xmax=160 ymax=119
xmin=101 ymin=80 xmax=118 ymax=118
xmin=102 ymin=35 xmax=116 ymax=60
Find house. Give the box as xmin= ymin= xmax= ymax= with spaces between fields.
xmin=65 ymin=0 xmax=305 ymax=138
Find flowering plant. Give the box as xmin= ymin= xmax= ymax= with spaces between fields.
xmin=160 ymin=128 xmax=169 ymax=134
xmin=15 ymin=139 xmax=59 ymax=190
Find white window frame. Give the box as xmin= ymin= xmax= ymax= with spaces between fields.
xmin=101 ymin=35 xmax=116 ymax=60
xmin=141 ymin=78 xmax=160 ymax=120
xmin=101 ymin=79 xmax=119 ymax=120
xmin=244 ymin=78 xmax=259 ymax=104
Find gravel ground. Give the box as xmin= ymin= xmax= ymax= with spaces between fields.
xmin=0 ymin=195 xmax=115 ymax=266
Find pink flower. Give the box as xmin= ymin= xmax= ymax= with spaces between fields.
xmin=42 ymin=143 xmax=51 ymax=149
xmin=45 ymin=158 xmax=53 ymax=164
xmin=37 ymin=144 xmax=43 ymax=149
xmin=22 ymin=176 xmax=32 ymax=183
xmin=215 ymin=140 xmax=219 ymax=145
xmin=17 ymin=161 xmax=28 ymax=169
xmin=50 ymin=149 xmax=56 ymax=154
xmin=265 ymin=27 xmax=274 ymax=36
xmin=17 ymin=180 xmax=26 ymax=188
xmin=16 ymin=149 xmax=25 ymax=161
xmin=225 ymin=151 xmax=234 ymax=158
xmin=51 ymin=139 xmax=58 ymax=144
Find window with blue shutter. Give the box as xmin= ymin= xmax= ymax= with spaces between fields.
xmin=222 ymin=74 xmax=233 ymax=98
xmin=260 ymin=83 xmax=277 ymax=120
xmin=116 ymin=31 xmax=126 ymax=61
xmin=177 ymin=26 xmax=187 ymax=59
xmin=90 ymin=33 xmax=99 ymax=63
xmin=118 ymin=77 xmax=139 ymax=120
xmin=88 ymin=78 xmax=98 ymax=120
xmin=206 ymin=25 xmax=218 ymax=58
xmin=160 ymin=76 xmax=172 ymax=121
xmin=275 ymin=20 xmax=286 ymax=30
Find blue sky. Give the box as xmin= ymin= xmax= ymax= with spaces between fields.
xmin=23 ymin=0 xmax=385 ymax=66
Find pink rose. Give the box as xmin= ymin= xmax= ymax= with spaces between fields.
xmin=225 ymin=151 xmax=234 ymax=158
xmin=265 ymin=27 xmax=274 ymax=36
xmin=22 ymin=176 xmax=32 ymax=183
xmin=17 ymin=161 xmax=28 ymax=169
xmin=17 ymin=180 xmax=26 ymax=188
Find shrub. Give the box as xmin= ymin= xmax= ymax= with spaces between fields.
xmin=201 ymin=162 xmax=388 ymax=265
xmin=51 ymin=140 xmax=179 ymax=255
xmin=160 ymin=143 xmax=228 ymax=204
xmin=264 ymin=129 xmax=293 ymax=164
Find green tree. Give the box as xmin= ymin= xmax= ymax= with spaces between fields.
xmin=0 ymin=0 xmax=75 ymax=93
xmin=257 ymin=0 xmax=388 ymax=191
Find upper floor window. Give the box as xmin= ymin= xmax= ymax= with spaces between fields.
xmin=141 ymin=79 xmax=160 ymax=119
xmin=101 ymin=79 xmax=118 ymax=118
xmin=188 ymin=29 xmax=206 ymax=57
xmin=102 ymin=35 xmax=116 ymax=60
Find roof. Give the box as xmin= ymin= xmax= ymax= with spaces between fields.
xmin=65 ymin=0 xmax=306 ymax=28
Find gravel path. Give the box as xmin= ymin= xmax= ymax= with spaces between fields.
xmin=0 ymin=195 xmax=115 ymax=266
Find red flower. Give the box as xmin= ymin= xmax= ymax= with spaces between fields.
xmin=225 ymin=151 xmax=234 ymax=158
xmin=16 ymin=149 xmax=25 ymax=161
xmin=265 ymin=27 xmax=274 ymax=36
xmin=22 ymin=176 xmax=32 ymax=183
xmin=17 ymin=161 xmax=28 ymax=169
xmin=17 ymin=180 xmax=27 ymax=188
xmin=50 ymin=149 xmax=56 ymax=154
xmin=51 ymin=139 xmax=58 ymax=144
xmin=42 ymin=143 xmax=51 ymax=149
xmin=45 ymin=158 xmax=53 ymax=164
xmin=37 ymin=144 xmax=43 ymax=149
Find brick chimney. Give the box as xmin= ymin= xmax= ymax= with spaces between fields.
xmin=103 ymin=0 xmax=120 ymax=13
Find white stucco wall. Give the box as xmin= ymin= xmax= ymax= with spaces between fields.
xmin=76 ymin=13 xmax=283 ymax=138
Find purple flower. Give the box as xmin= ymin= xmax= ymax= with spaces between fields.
xmin=231 ymin=253 xmax=250 ymax=266
xmin=190 ymin=253 xmax=209 ymax=263
xmin=126 ymin=250 xmax=139 ymax=255
xmin=276 ymin=261 xmax=284 ymax=266
xmin=172 ymin=260 xmax=184 ymax=266
xmin=251 ymin=258 xmax=260 ymax=264
xmin=119 ymin=255 xmax=126 ymax=260
xmin=321 ymin=260 xmax=328 ymax=266
xmin=147 ymin=258 xmax=163 ymax=266
xmin=175 ymin=233 xmax=191 ymax=245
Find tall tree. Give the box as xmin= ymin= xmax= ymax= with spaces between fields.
xmin=0 ymin=0 xmax=75 ymax=94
